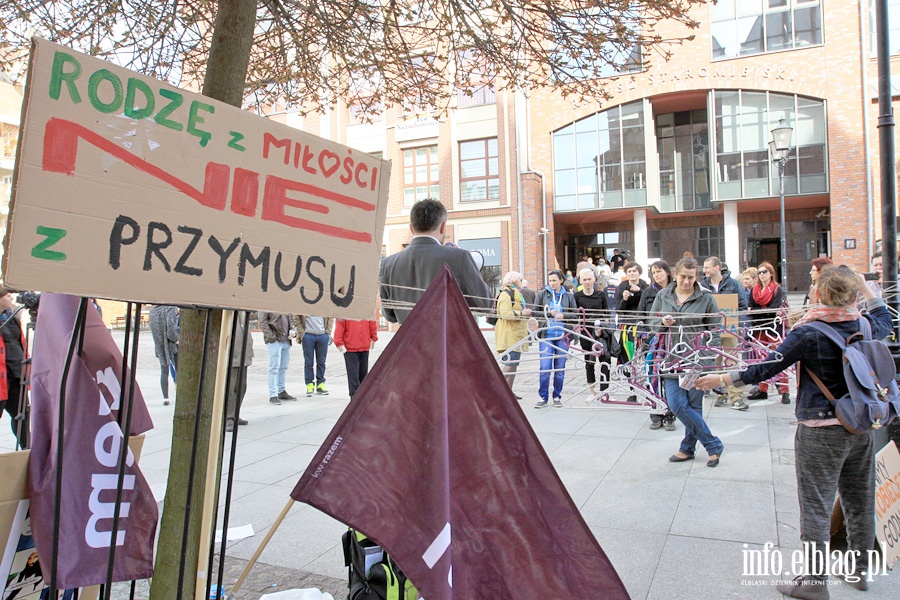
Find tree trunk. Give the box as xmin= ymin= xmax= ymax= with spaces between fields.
xmin=149 ymin=2 xmax=257 ymax=598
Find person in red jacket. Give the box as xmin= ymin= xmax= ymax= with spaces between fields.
xmin=333 ymin=318 xmax=378 ymax=398
xmin=0 ymin=287 xmax=28 ymax=448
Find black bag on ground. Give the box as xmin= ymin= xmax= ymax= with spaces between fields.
xmin=342 ymin=529 xmax=417 ymax=600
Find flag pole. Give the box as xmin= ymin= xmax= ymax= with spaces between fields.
xmin=194 ymin=310 xmax=234 ymax=600
xmin=230 ymin=498 xmax=295 ymax=594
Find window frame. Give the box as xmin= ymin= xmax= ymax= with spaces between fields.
xmin=711 ymin=0 xmax=823 ymax=60
xmin=403 ymin=145 xmax=440 ymax=207
xmin=458 ymin=138 xmax=500 ymax=203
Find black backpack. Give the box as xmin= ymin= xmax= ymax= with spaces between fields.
xmin=486 ymin=289 xmax=515 ymax=326
xmin=342 ymin=529 xmax=417 ymax=600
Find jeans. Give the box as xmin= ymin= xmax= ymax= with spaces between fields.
xmin=794 ymin=425 xmax=875 ymax=580
xmin=539 ymin=337 xmax=569 ymax=400
xmin=663 ymin=377 xmax=723 ymax=457
xmin=343 ymin=351 xmax=370 ymax=397
xmin=302 ymin=333 xmax=329 ymax=385
xmin=266 ymin=341 xmax=291 ymax=397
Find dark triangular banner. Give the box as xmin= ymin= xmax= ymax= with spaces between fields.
xmin=292 ymin=265 xmax=628 ymax=599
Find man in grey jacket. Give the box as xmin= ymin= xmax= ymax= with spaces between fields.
xmin=379 ymin=199 xmax=491 ymax=324
xmin=258 ymin=311 xmax=297 ymax=405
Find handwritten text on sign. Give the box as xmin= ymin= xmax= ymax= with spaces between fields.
xmin=2 ymin=38 xmax=390 ymax=318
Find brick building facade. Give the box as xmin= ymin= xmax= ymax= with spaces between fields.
xmin=268 ymin=1 xmax=899 ymax=302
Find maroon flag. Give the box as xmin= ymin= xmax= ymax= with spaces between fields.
xmin=292 ymin=266 xmax=629 ymax=599
xmin=28 ymin=294 xmax=157 ymax=588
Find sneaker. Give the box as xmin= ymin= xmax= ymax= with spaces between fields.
xmin=664 ymin=420 xmax=676 ymax=431
xmin=269 ymin=396 xmax=282 ymax=405
xmin=306 ymin=383 xmax=315 ymax=397
xmin=747 ymin=389 xmax=768 ymax=401
xmin=552 ymin=398 xmax=562 ymax=408
xmin=316 ymin=383 xmax=329 ymax=395
xmin=225 ymin=418 xmax=235 ymax=432
xmin=781 ymin=392 xmax=791 ymax=404
xmin=278 ymin=390 xmax=297 ymax=401
xmin=713 ymin=395 xmax=729 ymax=407
xmin=775 ymin=575 xmax=829 ymax=600
xmin=730 ymin=399 xmax=749 ymax=411
xmin=237 ymin=418 xmax=248 ymax=425
xmin=535 ymin=399 xmax=549 ymax=408
xmin=649 ymin=420 xmax=663 ymax=430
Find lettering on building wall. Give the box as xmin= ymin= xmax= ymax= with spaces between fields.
xmin=647 ymin=66 xmax=798 ymax=86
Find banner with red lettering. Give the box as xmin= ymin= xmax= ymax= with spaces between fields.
xmin=28 ymin=293 xmax=157 ymax=588
xmin=2 ymin=37 xmax=389 ymax=319
xmin=292 ymin=266 xmax=629 ymax=600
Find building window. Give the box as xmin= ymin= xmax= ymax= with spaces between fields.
xmin=459 ymin=138 xmax=499 ymax=202
xmin=714 ymin=90 xmax=827 ymax=200
xmin=657 ymin=110 xmax=711 ymax=213
xmin=553 ymin=101 xmax=646 ymax=211
xmin=711 ymin=0 xmax=822 ymax=59
xmin=698 ymin=226 xmax=725 ymax=259
xmin=551 ymin=9 xmax=642 ymax=82
xmin=1 ymin=124 xmax=16 ymax=159
xmin=456 ymin=49 xmax=496 ymax=108
xmin=403 ymin=146 xmax=439 ymax=206
xmin=870 ymin=0 xmax=900 ymax=55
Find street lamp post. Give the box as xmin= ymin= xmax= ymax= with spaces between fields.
xmin=769 ymin=119 xmax=793 ymax=293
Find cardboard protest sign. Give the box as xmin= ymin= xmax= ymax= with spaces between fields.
xmin=874 ymin=440 xmax=900 ymax=569
xmin=712 ymin=293 xmax=739 ymax=340
xmin=2 ymin=38 xmax=390 ymax=319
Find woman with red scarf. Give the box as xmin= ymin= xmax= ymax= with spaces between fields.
xmin=747 ymin=261 xmax=790 ymax=404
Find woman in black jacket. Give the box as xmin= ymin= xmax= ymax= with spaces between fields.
xmin=637 ymin=261 xmax=675 ymax=431
xmin=697 ymin=266 xmax=890 ymax=598
xmin=573 ymin=267 xmax=610 ymax=398
xmin=747 ymin=261 xmax=790 ymax=403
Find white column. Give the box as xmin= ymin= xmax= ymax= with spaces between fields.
xmin=724 ymin=202 xmax=740 ymax=272
xmin=634 ymin=209 xmax=648 ymax=271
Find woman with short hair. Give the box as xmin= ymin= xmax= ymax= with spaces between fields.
xmin=495 ymin=271 xmax=532 ymax=398
xmin=696 ymin=266 xmax=889 ymax=599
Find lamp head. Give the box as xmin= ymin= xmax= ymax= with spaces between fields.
xmin=771 ymin=118 xmax=793 ymax=152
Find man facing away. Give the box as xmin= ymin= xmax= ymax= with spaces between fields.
xmin=700 ymin=256 xmax=749 ymax=410
xmin=258 ymin=311 xmax=297 ymax=405
xmin=379 ymin=198 xmax=491 ymax=324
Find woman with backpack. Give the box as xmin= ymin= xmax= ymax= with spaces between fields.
xmin=495 ymin=271 xmax=531 ymax=398
xmin=695 ymin=266 xmax=890 ymax=599
xmin=535 ymin=269 xmax=576 ymax=408
xmin=747 ymin=260 xmax=790 ymax=404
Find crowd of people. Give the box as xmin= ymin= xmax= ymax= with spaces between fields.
xmin=0 ymin=194 xmax=894 ymax=598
